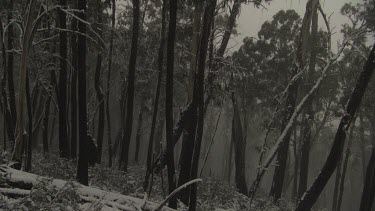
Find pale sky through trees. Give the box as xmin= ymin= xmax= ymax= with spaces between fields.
xmin=230 ymin=0 xmax=367 ymax=52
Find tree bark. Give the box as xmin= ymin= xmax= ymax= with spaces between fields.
xmin=7 ymin=0 xmax=17 ymax=134
xmin=296 ymin=43 xmax=375 ymax=211
xmin=58 ymin=0 xmax=69 ymax=159
xmin=70 ymin=0 xmax=78 ymax=159
xmin=76 ymin=0 xmax=89 ymax=185
xmin=165 ymin=0 xmax=178 ymax=208
xmin=119 ymin=0 xmax=140 ymax=171
xmin=189 ymin=1 xmax=216 ymax=210
xmin=144 ymin=0 xmax=166 ymax=191
xmin=94 ymin=0 xmax=104 ymax=164
xmin=25 ymin=71 xmax=32 ymax=172
xmin=106 ymin=0 xmax=116 ymax=168
xmin=231 ymin=92 xmax=248 ymax=195
xmin=134 ymin=104 xmax=145 ymax=163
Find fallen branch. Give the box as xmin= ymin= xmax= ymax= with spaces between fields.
xmin=154 ymin=179 xmax=202 ymax=211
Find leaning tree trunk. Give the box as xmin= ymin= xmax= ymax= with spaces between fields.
xmin=58 ymin=0 xmax=69 ymax=159
xmin=76 ymin=0 xmax=89 ymax=185
xmin=119 ymin=0 xmax=140 ymax=171
xmin=143 ymin=0 xmax=166 ymax=191
xmin=165 ymin=0 xmax=178 ymax=208
xmin=94 ymin=0 xmax=104 ymax=164
xmin=106 ymin=0 xmax=116 ymax=168
xmin=296 ymin=43 xmax=375 ymax=211
xmin=189 ymin=1 xmax=216 ymax=210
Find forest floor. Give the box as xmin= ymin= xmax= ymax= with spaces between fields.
xmin=0 ymin=151 xmax=293 ymax=210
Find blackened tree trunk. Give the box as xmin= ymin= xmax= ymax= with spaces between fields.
xmin=336 ymin=126 xmax=353 ymax=211
xmin=25 ymin=71 xmax=32 ymax=172
xmin=42 ymin=93 xmax=51 ymax=154
xmin=296 ymin=43 xmax=375 ymax=211
xmin=70 ymin=1 xmax=78 ymax=159
xmin=0 ymin=19 xmax=14 ymax=149
xmin=94 ymin=0 xmax=104 ymax=164
xmin=7 ymin=0 xmax=17 ymax=133
xmin=76 ymin=0 xmax=89 ymax=185
xmin=298 ymin=0 xmax=319 ymax=198
xmin=231 ymin=92 xmax=247 ymax=195
xmin=269 ymin=72 xmax=298 ymax=200
xmin=153 ymin=0 xmax=242 ymax=173
xmin=360 ymin=136 xmax=375 ymax=210
xmin=134 ymin=104 xmax=145 ymax=163
xmin=106 ymin=0 xmax=116 ymax=168
xmin=144 ymin=0 xmax=166 ymax=191
xmin=359 ymin=112 xmax=366 ymax=182
xmin=119 ymin=0 xmax=140 ymax=171
xmin=332 ymin=154 xmax=343 ymax=211
xmin=189 ymin=1 xmax=216 ymax=210
xmin=165 ymin=0 xmax=178 ymax=208
xmin=58 ymin=0 xmax=69 ymax=159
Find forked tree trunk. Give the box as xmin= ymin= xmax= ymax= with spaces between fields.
xmin=296 ymin=43 xmax=375 ymax=211
xmin=119 ymin=0 xmax=140 ymax=171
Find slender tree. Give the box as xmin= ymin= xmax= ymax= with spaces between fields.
xmin=70 ymin=0 xmax=78 ymax=159
xmin=76 ymin=0 xmax=89 ymax=185
xmin=58 ymin=0 xmax=69 ymax=158
xmin=94 ymin=0 xmax=104 ymax=164
xmin=144 ymin=0 xmax=167 ymax=191
xmin=106 ymin=0 xmax=116 ymax=168
xmin=119 ymin=0 xmax=140 ymax=171
xmin=165 ymin=0 xmax=178 ymax=208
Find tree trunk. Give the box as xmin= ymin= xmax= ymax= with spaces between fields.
xmin=76 ymin=0 xmax=89 ymax=185
xmin=270 ymin=70 xmax=298 ymax=201
xmin=94 ymin=0 xmax=104 ymax=164
xmin=42 ymin=93 xmax=51 ymax=154
xmin=134 ymin=104 xmax=145 ymax=163
xmin=106 ymin=0 xmax=116 ymax=168
xmin=332 ymin=154 xmax=343 ymax=211
xmin=231 ymin=92 xmax=247 ymax=195
xmin=296 ymin=43 xmax=375 ymax=211
xmin=58 ymin=0 xmax=69 ymax=159
xmin=11 ymin=0 xmax=38 ymax=169
xmin=25 ymin=71 xmax=32 ymax=172
xmin=359 ymin=112 xmax=366 ymax=183
xmin=7 ymin=0 xmax=17 ymax=134
xmin=189 ymin=1 xmax=216 ymax=210
xmin=70 ymin=1 xmax=78 ymax=159
xmin=119 ymin=0 xmax=140 ymax=172
xmin=144 ymin=0 xmax=166 ymax=191
xmin=297 ymin=0 xmax=319 ymax=198
xmin=165 ymin=0 xmax=178 ymax=208
xmin=336 ymin=125 xmax=353 ymax=211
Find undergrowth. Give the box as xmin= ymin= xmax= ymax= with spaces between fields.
xmin=0 ymin=151 xmax=294 ymax=210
